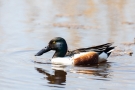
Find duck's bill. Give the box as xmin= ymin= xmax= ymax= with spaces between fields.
xmin=35 ymin=46 xmax=50 ymax=56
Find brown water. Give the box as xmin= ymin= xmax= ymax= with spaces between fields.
xmin=0 ymin=0 xmax=135 ymax=90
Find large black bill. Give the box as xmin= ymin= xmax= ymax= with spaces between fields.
xmin=35 ymin=46 xmax=50 ymax=56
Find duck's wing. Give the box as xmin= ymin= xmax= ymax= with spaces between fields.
xmin=66 ymin=43 xmax=114 ymax=56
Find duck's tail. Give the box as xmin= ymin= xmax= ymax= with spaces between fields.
xmin=98 ymin=46 xmax=115 ymax=63
xmin=104 ymin=46 xmax=115 ymax=57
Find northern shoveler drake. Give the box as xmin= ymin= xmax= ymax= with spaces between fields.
xmin=35 ymin=37 xmax=115 ymax=65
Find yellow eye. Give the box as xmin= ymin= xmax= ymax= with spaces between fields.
xmin=53 ymin=41 xmax=56 ymax=44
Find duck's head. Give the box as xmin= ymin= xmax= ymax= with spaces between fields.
xmin=35 ymin=37 xmax=68 ymax=58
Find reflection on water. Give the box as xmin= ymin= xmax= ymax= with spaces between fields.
xmin=35 ymin=62 xmax=111 ymax=87
xmin=36 ymin=67 xmax=66 ymax=85
xmin=70 ymin=63 xmax=112 ymax=79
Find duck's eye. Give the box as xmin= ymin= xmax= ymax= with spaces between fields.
xmin=53 ymin=41 xmax=56 ymax=44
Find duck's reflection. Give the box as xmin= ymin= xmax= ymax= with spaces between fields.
xmin=36 ymin=67 xmax=67 ymax=85
xmin=72 ymin=63 xmax=112 ymax=79
xmin=36 ymin=62 xmax=112 ymax=85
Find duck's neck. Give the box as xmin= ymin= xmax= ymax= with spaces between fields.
xmin=53 ymin=42 xmax=68 ymax=58
xmin=53 ymin=49 xmax=67 ymax=58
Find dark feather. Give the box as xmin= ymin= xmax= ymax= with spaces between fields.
xmin=66 ymin=43 xmax=114 ymax=56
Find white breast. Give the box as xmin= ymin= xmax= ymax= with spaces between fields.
xmin=51 ymin=57 xmax=73 ymax=65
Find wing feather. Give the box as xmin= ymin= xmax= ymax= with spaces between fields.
xmin=66 ymin=43 xmax=113 ymax=56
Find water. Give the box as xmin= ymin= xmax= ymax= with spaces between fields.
xmin=0 ymin=0 xmax=135 ymax=90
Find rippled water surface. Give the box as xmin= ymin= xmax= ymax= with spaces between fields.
xmin=0 ymin=0 xmax=135 ymax=90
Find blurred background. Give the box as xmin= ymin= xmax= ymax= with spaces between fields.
xmin=0 ymin=0 xmax=135 ymax=51
xmin=0 ymin=0 xmax=135 ymax=90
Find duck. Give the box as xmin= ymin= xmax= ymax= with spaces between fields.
xmin=35 ymin=37 xmax=115 ymax=65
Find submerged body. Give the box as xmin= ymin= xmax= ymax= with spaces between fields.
xmin=35 ymin=37 xmax=115 ymax=66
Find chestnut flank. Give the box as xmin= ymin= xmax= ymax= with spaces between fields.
xmin=74 ymin=52 xmax=98 ymax=65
